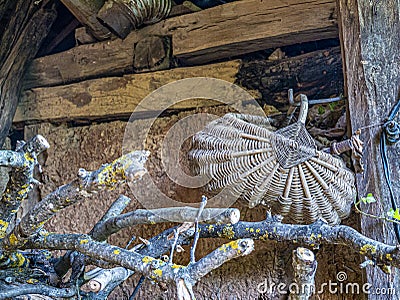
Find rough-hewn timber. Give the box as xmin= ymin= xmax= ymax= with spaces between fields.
xmin=24 ymin=0 xmax=338 ymax=89
xmin=337 ymin=0 xmax=400 ymax=298
xmin=60 ymin=0 xmax=111 ymax=40
xmin=0 ymin=0 xmax=57 ymax=147
xmin=16 ymin=61 xmax=242 ymax=124
xmin=17 ymin=48 xmax=343 ymax=124
xmin=24 ymin=35 xmax=171 ymax=89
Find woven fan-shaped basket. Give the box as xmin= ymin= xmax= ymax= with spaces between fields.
xmin=189 ymin=95 xmax=356 ymax=225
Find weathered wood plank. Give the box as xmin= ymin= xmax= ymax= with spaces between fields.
xmin=165 ymin=0 xmax=338 ymax=65
xmin=16 ymin=61 xmax=243 ymax=123
xmin=25 ymin=0 xmax=338 ymax=89
xmin=17 ymin=48 xmax=343 ymax=124
xmin=337 ymin=0 xmax=400 ymax=297
xmin=24 ymin=35 xmax=171 ymax=89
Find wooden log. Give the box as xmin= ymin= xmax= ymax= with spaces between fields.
xmin=24 ymin=0 xmax=338 ymax=89
xmin=0 ymin=1 xmax=57 ymax=147
xmin=16 ymin=48 xmax=343 ymax=124
xmin=337 ymin=0 xmax=400 ymax=296
xmin=24 ymin=35 xmax=171 ymax=89
xmin=140 ymin=0 xmax=338 ymax=65
xmin=16 ymin=61 xmax=243 ymax=124
xmin=60 ymin=0 xmax=111 ymax=40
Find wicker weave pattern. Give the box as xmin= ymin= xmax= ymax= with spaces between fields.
xmin=190 ymin=111 xmax=356 ymax=225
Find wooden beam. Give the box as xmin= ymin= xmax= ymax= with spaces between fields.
xmin=337 ymin=0 xmax=400 ymax=295
xmin=24 ymin=35 xmax=171 ymax=89
xmin=16 ymin=61 xmax=243 ymax=124
xmin=16 ymin=47 xmax=343 ymax=124
xmin=162 ymin=0 xmax=338 ymax=65
xmin=0 ymin=2 xmax=56 ymax=147
xmin=24 ymin=0 xmax=338 ymax=89
xmin=60 ymin=0 xmax=111 ymax=40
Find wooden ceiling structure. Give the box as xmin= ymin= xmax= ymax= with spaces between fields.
xmin=0 ymin=0 xmax=399 ymax=297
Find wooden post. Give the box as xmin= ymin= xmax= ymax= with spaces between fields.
xmin=0 ymin=1 xmax=57 ymax=147
xmin=337 ymin=0 xmax=400 ymax=297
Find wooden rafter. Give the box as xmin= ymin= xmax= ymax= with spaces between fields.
xmin=25 ymin=0 xmax=338 ymax=89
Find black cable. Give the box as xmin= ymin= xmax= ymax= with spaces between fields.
xmin=380 ymin=98 xmax=400 ymax=244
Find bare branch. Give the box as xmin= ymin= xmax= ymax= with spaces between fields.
xmin=92 ymin=195 xmax=132 ymax=236
xmin=198 ymin=218 xmax=400 ymax=271
xmin=5 ymin=150 xmax=149 ymax=246
xmin=24 ymin=232 xmax=253 ymax=297
xmin=0 ymin=135 xmax=49 ymax=242
xmin=91 ymin=205 xmax=240 ymax=242
xmin=54 ymin=195 xmax=133 ymax=278
xmin=83 ymin=214 xmax=400 ymax=296
xmin=0 ymin=283 xmax=75 ymax=299
xmin=289 ymin=247 xmax=317 ymax=300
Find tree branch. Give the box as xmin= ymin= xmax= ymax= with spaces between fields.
xmin=5 ymin=150 xmax=149 ymax=246
xmin=24 ymin=232 xmax=253 ymax=299
xmin=0 ymin=135 xmax=49 ymax=241
xmin=91 ymin=205 xmax=240 ymax=242
xmin=289 ymin=247 xmax=317 ymax=300
xmin=0 ymin=283 xmax=75 ymax=299
xmin=79 ymin=213 xmax=400 ymax=297
xmin=198 ymin=216 xmax=400 ymax=271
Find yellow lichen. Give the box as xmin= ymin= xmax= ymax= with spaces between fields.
xmin=26 ymin=278 xmax=38 ymax=284
xmin=219 ymin=244 xmax=228 ymax=253
xmin=171 ymin=264 xmax=183 ymax=269
xmin=113 ymin=249 xmax=121 ymax=255
xmin=142 ymin=256 xmax=155 ymax=264
xmin=256 ymin=229 xmax=261 ymax=233
xmin=15 ymin=252 xmax=26 ymax=267
xmin=0 ymin=220 xmax=9 ymax=238
xmin=96 ymin=156 xmax=131 ymax=187
xmin=249 ymin=228 xmax=254 ymax=233
xmin=207 ymin=225 xmax=214 ymax=232
xmin=9 ymin=234 xmax=18 ymax=246
xmin=153 ymin=269 xmax=162 ymax=277
xmin=229 ymin=240 xmax=239 ymax=250
xmin=79 ymin=239 xmax=89 ymax=244
xmin=386 ymin=253 xmax=393 ymax=261
xmin=260 ymin=231 xmax=269 ymax=241
xmin=24 ymin=153 xmax=35 ymax=162
xmin=221 ymin=225 xmax=235 ymax=239
xmin=360 ymin=244 xmax=377 ymax=255
xmin=381 ymin=265 xmax=391 ymax=274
